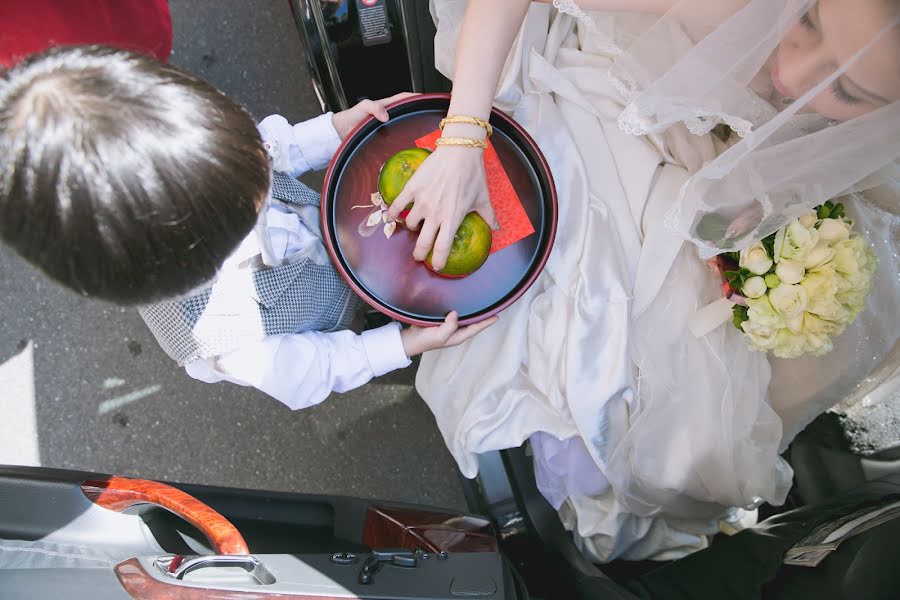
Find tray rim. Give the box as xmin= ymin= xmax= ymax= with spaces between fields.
xmin=321 ymin=93 xmax=558 ymax=327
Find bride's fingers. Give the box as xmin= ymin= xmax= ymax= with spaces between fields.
xmin=403 ymin=202 xmax=424 ymax=231
xmin=413 ymin=220 xmax=440 ymax=262
xmin=429 ymin=222 xmax=457 ymax=271
xmin=445 ymin=316 xmax=498 ymax=346
xmin=475 ymin=191 xmax=499 ymax=231
xmin=386 ymin=187 xmax=414 ymax=223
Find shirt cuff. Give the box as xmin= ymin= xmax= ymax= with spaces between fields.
xmin=257 ymin=114 xmax=295 ymax=173
xmin=360 ymin=322 xmax=411 ymax=377
xmin=291 ymin=112 xmax=342 ymax=172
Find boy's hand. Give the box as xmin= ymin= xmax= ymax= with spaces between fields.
xmin=332 ymin=93 xmax=416 ymax=141
xmin=400 ymin=311 xmax=498 ymax=357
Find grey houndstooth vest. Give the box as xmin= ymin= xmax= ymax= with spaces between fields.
xmin=139 ymin=172 xmax=361 ymax=366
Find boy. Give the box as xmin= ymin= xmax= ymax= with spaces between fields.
xmin=0 ymin=46 xmax=495 ymax=409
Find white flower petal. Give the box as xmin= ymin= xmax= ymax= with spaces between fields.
xmin=774 ymin=260 xmax=805 ymax=285
xmin=366 ymin=210 xmax=384 ymax=227
xmin=383 ymin=221 xmax=397 ymax=239
xmin=358 ymin=220 xmax=380 ymax=237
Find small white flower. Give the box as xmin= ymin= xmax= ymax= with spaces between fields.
xmin=775 ymin=260 xmax=805 ymax=285
xmin=739 ymin=243 xmax=774 ymax=275
xmin=356 ymin=190 xmax=394 ymax=238
xmin=742 ymin=276 xmax=768 ymax=299
xmin=817 ymin=218 xmax=851 ymax=243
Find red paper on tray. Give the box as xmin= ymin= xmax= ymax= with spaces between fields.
xmin=415 ymin=130 xmax=535 ymax=254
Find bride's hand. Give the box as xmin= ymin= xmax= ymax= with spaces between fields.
xmin=384 ymin=145 xmax=498 ymax=271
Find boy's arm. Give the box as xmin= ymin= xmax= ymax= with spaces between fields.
xmin=185 ymin=323 xmax=411 ymax=410
xmin=257 ymin=113 xmax=341 ymax=178
xmin=184 ymin=313 xmax=497 ymax=410
xmin=258 ymin=93 xmax=413 ymax=178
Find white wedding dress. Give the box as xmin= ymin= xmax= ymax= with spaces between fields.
xmin=416 ymin=2 xmax=900 ymax=562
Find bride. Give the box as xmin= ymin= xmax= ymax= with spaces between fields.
xmin=386 ymin=0 xmax=900 ymax=561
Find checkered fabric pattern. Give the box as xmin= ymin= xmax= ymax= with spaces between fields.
xmin=139 ymin=172 xmax=360 ymax=366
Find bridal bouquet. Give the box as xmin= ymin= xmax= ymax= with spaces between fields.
xmin=723 ymin=201 xmax=877 ymax=359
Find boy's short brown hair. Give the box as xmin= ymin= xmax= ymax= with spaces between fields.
xmin=0 ymin=45 xmax=271 ymax=304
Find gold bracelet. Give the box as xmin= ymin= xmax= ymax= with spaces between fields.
xmin=435 ymin=137 xmax=488 ymax=150
xmin=439 ymin=115 xmax=493 ymax=137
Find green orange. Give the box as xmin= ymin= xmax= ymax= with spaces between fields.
xmin=377 ymin=147 xmax=431 ymax=208
xmin=425 ymin=213 xmax=493 ymax=278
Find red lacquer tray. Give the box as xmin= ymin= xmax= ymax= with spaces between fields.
xmin=322 ymin=94 xmax=557 ymax=326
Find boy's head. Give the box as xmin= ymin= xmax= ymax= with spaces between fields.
xmin=0 ymin=45 xmax=270 ymax=304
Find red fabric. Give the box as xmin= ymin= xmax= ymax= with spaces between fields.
xmin=416 ymin=130 xmax=536 ymax=254
xmin=0 ymin=0 xmax=172 ymax=67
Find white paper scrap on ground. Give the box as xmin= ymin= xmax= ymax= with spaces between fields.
xmin=0 ymin=341 xmax=40 ymax=466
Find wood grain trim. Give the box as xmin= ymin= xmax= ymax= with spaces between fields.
xmin=115 ymin=558 xmax=360 ymax=600
xmin=82 ymin=476 xmax=249 ymax=555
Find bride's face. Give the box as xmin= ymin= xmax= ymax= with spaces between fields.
xmin=772 ymin=0 xmax=899 ymax=121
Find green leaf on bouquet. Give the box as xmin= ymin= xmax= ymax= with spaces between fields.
xmin=723 ymin=270 xmax=741 ymax=289
xmin=816 ymin=200 xmax=836 ymax=220
xmin=761 ymin=232 xmax=776 ymax=259
xmin=814 ymin=200 xmax=844 ymax=222
xmin=732 ymin=304 xmax=749 ymax=330
xmin=725 ymin=251 xmax=741 ymax=263
xmin=724 ymin=267 xmax=752 ymax=292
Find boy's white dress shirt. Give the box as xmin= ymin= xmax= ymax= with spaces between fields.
xmin=184 ymin=113 xmax=410 ymax=410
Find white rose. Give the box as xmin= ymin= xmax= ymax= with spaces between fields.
xmin=774 ymin=221 xmax=819 ymax=263
xmin=772 ymin=329 xmax=831 ymax=359
xmin=836 ymin=288 xmax=868 ymax=318
xmin=817 ymin=218 xmax=851 ymax=244
xmin=785 ymin=313 xmax=804 ymax=334
xmin=798 ymin=211 xmax=818 ymax=228
xmin=739 ymin=243 xmax=774 ymax=275
xmin=742 ymin=276 xmax=768 ymax=299
xmin=803 ymin=243 xmax=836 ymax=270
xmin=803 ymin=312 xmax=842 ymax=337
xmin=832 ymin=237 xmax=867 ymax=277
xmin=741 ymin=320 xmax=778 ymax=352
xmin=800 ymin=267 xmax=845 ymax=321
xmin=774 ymin=260 xmax=805 ymax=285
xmin=745 ymin=296 xmax=784 ymax=329
xmin=768 ymin=283 xmax=809 ymax=318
